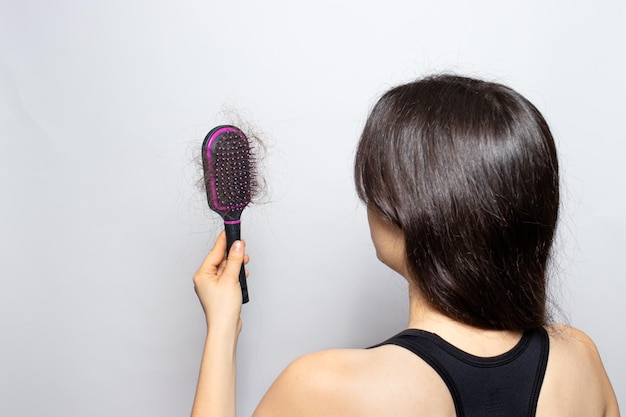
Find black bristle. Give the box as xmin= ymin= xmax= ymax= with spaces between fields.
xmin=203 ymin=126 xmax=256 ymax=215
xmin=213 ymin=132 xmax=253 ymax=207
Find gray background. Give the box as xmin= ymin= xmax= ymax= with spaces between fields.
xmin=1 ymin=1 xmax=624 ymax=415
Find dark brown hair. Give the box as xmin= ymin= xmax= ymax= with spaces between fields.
xmin=355 ymin=74 xmax=559 ymax=330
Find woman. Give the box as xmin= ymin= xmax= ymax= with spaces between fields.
xmin=191 ymin=75 xmax=620 ymax=417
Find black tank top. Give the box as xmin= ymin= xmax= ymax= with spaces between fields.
xmin=371 ymin=328 xmax=549 ymax=417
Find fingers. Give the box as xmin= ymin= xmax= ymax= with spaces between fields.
xmin=196 ymin=232 xmax=250 ymax=286
xmin=197 ymin=231 xmax=227 ymax=274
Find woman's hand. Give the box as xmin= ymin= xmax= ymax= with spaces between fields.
xmin=193 ymin=231 xmax=249 ymax=333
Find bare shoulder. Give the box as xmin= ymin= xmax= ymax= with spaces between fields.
xmin=252 ymin=349 xmax=372 ymax=417
xmin=252 ymin=345 xmax=453 ymax=417
xmin=538 ymin=324 xmax=620 ymax=417
xmin=545 ymin=324 xmax=611 ymax=379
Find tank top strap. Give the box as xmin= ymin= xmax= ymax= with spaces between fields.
xmin=370 ymin=327 xmax=549 ymax=417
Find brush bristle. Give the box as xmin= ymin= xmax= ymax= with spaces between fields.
xmin=203 ymin=126 xmax=255 ymax=213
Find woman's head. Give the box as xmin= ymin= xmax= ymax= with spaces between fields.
xmin=355 ymin=74 xmax=559 ymax=330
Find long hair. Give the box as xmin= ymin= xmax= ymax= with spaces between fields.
xmin=355 ymin=75 xmax=559 ymax=330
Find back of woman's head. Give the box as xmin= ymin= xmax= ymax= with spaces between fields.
xmin=355 ymin=74 xmax=559 ymax=330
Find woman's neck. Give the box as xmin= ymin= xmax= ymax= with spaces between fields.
xmin=407 ymin=284 xmax=524 ymax=357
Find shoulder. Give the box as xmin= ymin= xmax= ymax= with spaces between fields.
xmin=545 ymin=324 xmax=609 ymax=376
xmin=538 ymin=324 xmax=619 ymax=417
xmin=252 ymin=349 xmax=369 ymax=417
xmin=252 ymin=349 xmax=383 ymax=417
xmin=252 ymin=346 xmax=453 ymax=417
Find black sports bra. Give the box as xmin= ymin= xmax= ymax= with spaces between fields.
xmin=371 ymin=328 xmax=549 ymax=417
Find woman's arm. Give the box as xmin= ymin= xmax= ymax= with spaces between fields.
xmin=190 ymin=232 xmax=247 ymax=417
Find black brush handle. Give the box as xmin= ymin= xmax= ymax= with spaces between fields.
xmin=224 ymin=222 xmax=249 ymax=304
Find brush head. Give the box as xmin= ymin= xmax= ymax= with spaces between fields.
xmin=202 ymin=125 xmax=255 ymax=222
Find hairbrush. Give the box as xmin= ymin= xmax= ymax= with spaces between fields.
xmin=202 ymin=125 xmax=255 ymax=304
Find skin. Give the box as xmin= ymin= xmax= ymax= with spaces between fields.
xmin=191 ymin=214 xmax=620 ymax=417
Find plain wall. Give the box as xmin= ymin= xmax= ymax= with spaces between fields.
xmin=1 ymin=1 xmax=624 ymax=415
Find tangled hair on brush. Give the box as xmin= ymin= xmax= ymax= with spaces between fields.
xmin=355 ymin=74 xmax=559 ymax=331
xmin=196 ymin=109 xmax=268 ymax=206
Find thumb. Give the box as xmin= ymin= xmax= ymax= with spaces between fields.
xmin=223 ymin=240 xmax=245 ymax=279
